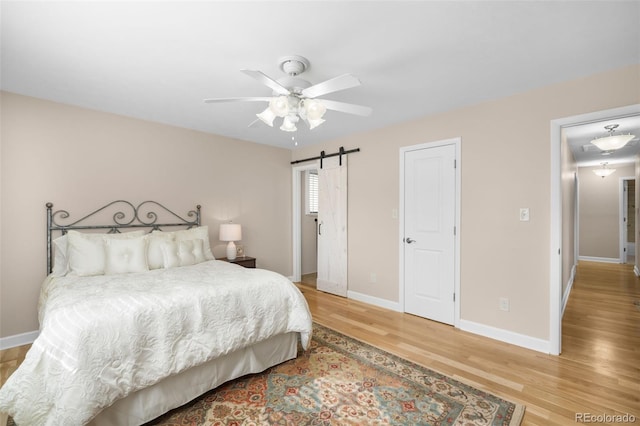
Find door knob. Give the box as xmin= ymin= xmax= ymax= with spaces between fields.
xmin=405 ymin=237 xmax=416 ymax=244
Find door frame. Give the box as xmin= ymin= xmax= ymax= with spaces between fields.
xmin=399 ymin=137 xmax=461 ymax=327
xmin=549 ymin=103 xmax=640 ymax=355
xmin=292 ymin=161 xmax=320 ymax=283
xmin=620 ymin=176 xmax=635 ymax=263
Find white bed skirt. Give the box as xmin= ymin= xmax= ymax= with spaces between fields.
xmin=89 ymin=332 xmax=299 ymax=426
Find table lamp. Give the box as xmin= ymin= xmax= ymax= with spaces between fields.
xmin=219 ymin=223 xmax=242 ymax=260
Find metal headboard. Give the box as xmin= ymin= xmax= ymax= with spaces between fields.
xmin=46 ymin=200 xmax=201 ymax=274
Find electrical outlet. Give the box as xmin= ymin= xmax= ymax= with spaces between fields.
xmin=519 ymin=208 xmax=530 ymax=221
xmin=370 ymin=272 xmax=377 ymax=283
xmin=499 ymin=297 xmax=510 ymax=311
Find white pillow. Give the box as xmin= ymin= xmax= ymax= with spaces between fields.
xmin=159 ymin=238 xmax=206 ymax=269
xmin=180 ymin=239 xmax=206 ymax=265
xmin=147 ymin=231 xmax=175 ymax=270
xmin=104 ymin=236 xmax=149 ymax=275
xmin=51 ymin=235 xmax=69 ymax=277
xmin=67 ymin=230 xmax=146 ymax=277
xmin=172 ymin=226 xmax=215 ymax=260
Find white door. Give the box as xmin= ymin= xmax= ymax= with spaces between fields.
xmin=317 ymin=156 xmax=348 ymax=297
xmin=403 ymin=144 xmax=456 ymax=324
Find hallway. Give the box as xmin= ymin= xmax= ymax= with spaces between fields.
xmin=561 ymin=261 xmax=639 ymax=393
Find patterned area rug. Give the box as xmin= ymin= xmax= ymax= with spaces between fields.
xmin=148 ymin=323 xmax=524 ymax=425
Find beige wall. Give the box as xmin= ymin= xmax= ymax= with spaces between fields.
xmin=292 ymin=64 xmax=639 ymax=341
xmin=561 ymin=130 xmax=577 ymax=295
xmin=579 ymin=163 xmax=635 ymax=259
xmin=2 ymin=64 xmax=638 ymax=343
xmin=0 ymin=91 xmax=292 ymax=338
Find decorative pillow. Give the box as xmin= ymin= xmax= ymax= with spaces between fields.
xmin=159 ymin=240 xmax=180 ymax=269
xmin=51 ymin=235 xmax=69 ymax=277
xmin=159 ymin=238 xmax=206 ymax=269
xmin=180 ymin=238 xmax=206 ymax=265
xmin=172 ymin=226 xmax=215 ymax=260
xmin=67 ymin=230 xmax=146 ymax=277
xmin=147 ymin=231 xmax=175 ymax=270
xmin=104 ymin=236 xmax=149 ymax=275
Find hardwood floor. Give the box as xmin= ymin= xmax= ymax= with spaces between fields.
xmin=0 ymin=345 xmax=30 ymax=391
xmin=300 ymin=272 xmax=317 ymax=288
xmin=1 ymin=261 xmax=638 ymax=424
xmin=297 ymin=261 xmax=639 ymax=425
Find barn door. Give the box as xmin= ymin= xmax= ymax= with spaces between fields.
xmin=317 ymin=156 xmax=348 ymax=297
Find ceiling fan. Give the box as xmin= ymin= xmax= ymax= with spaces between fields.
xmin=203 ymin=55 xmax=372 ymax=132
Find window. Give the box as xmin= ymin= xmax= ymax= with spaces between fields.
xmin=306 ymin=170 xmax=318 ymax=215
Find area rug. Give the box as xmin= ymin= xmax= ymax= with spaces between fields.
xmin=147 ymin=323 xmax=524 ymax=425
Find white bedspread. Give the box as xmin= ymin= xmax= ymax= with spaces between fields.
xmin=0 ymin=260 xmax=313 ymax=426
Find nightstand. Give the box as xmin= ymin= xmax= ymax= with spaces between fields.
xmin=219 ymin=256 xmax=256 ymax=268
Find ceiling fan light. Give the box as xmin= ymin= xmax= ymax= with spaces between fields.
xmin=256 ymin=107 xmax=276 ymax=127
xmin=308 ymin=117 xmax=325 ymax=130
xmin=590 ymin=134 xmax=634 ymax=151
xmin=303 ymin=99 xmax=327 ymax=120
xmin=269 ymin=96 xmax=290 ymax=117
xmin=280 ymin=115 xmax=298 ymax=132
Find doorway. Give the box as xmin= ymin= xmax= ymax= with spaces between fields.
xmin=292 ymin=159 xmax=349 ymax=297
xmin=300 ymin=168 xmax=318 ymax=287
xmin=292 ymin=162 xmax=319 ymax=284
xmin=621 ymin=177 xmax=636 ymax=264
xmin=550 ymin=103 xmax=640 ymax=355
xmin=399 ymin=138 xmax=461 ymax=326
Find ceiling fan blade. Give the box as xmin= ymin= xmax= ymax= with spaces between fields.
xmin=241 ymin=70 xmax=290 ymax=96
xmin=301 ymin=74 xmax=362 ymax=99
xmin=320 ymin=99 xmax=372 ymax=117
xmin=203 ymin=97 xmax=272 ymax=103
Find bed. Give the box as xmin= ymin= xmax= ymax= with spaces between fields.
xmin=0 ymin=201 xmax=313 ymax=426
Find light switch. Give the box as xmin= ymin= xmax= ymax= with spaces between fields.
xmin=519 ymin=208 xmax=530 ymax=221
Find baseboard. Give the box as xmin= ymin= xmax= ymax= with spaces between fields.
xmin=459 ymin=319 xmax=550 ymax=354
xmin=0 ymin=330 xmax=39 ymax=350
xmin=347 ymin=290 xmax=403 ymax=312
xmin=347 ymin=291 xmax=549 ymax=352
xmin=578 ymin=256 xmax=620 ymax=264
xmin=561 ymin=264 xmax=576 ymax=317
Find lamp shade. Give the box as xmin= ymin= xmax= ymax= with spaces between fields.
xmin=592 ymin=162 xmax=615 ymax=178
xmin=593 ymin=167 xmax=616 ymax=178
xmin=303 ymin=99 xmax=327 ymax=120
xmin=591 ymin=134 xmax=634 ymax=151
xmin=307 ymin=117 xmax=325 ymax=130
xmin=269 ymin=96 xmax=290 ymax=117
xmin=219 ymin=223 xmax=242 ymax=242
xmin=280 ymin=115 xmax=298 ymax=132
xmin=256 ymin=107 xmax=276 ymax=127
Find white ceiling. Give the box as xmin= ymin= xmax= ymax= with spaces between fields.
xmin=1 ymin=1 xmax=639 ymax=151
